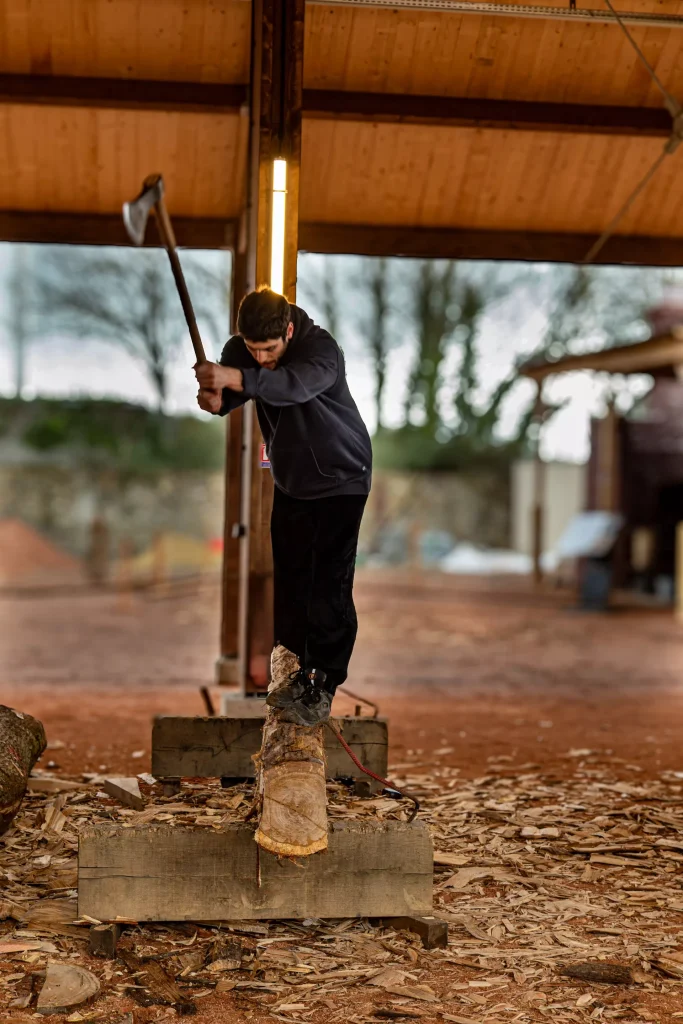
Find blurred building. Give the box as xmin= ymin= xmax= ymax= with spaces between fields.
xmin=523 ymin=319 xmax=683 ymax=601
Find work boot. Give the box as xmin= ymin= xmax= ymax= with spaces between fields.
xmin=266 ymin=667 xmax=332 ymax=727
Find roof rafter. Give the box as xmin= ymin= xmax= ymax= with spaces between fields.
xmin=0 ymin=75 xmax=672 ymax=138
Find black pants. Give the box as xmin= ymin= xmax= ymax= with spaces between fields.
xmin=271 ymin=487 xmax=367 ymax=694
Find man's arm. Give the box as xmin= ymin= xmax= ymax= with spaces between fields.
xmin=240 ymin=346 xmax=339 ymax=407
xmin=194 ymin=336 xmax=250 ymax=416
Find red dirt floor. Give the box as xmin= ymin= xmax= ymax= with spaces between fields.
xmin=2 ymin=569 xmax=682 ymax=780
xmin=3 ymin=569 xmax=683 ymax=1024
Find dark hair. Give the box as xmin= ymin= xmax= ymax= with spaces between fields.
xmin=237 ymin=286 xmax=291 ymax=342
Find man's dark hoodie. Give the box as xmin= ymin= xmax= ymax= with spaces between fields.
xmin=219 ymin=305 xmax=372 ymax=500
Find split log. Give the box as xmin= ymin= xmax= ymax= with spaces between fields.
xmin=0 ymin=705 xmax=46 ymax=835
xmin=254 ymin=646 xmax=328 ymax=858
xmin=37 ymin=962 xmax=100 ymax=1013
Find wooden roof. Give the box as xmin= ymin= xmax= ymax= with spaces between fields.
xmin=3 ymin=0 xmax=683 ymax=261
xmin=521 ymin=331 xmax=683 ymax=379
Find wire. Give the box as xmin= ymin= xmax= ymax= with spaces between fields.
xmin=581 ymin=147 xmax=670 ymax=264
xmin=325 ymin=719 xmax=421 ymax=822
xmin=602 ymin=0 xmax=681 ymax=119
xmin=580 ymin=0 xmax=683 ymax=263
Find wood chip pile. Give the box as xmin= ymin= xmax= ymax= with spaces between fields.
xmin=3 ymin=748 xmax=683 ymax=1021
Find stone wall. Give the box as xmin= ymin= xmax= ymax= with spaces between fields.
xmin=0 ymin=465 xmax=225 ymax=558
xmin=0 ymin=463 xmax=510 ymax=564
xmin=361 ymin=468 xmax=510 ymax=560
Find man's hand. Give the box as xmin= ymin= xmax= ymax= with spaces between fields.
xmin=197 ymin=388 xmax=223 ymax=414
xmin=194 ymin=361 xmax=244 ymax=392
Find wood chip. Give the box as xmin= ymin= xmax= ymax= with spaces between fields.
xmin=103 ymin=778 xmax=145 ymax=811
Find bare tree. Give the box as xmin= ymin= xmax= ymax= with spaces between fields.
xmin=365 ymin=259 xmax=391 ymax=432
xmin=3 ymin=246 xmax=34 ymax=398
xmin=33 ymin=247 xmax=229 ymax=412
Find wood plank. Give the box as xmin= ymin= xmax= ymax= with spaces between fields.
xmin=0 ymin=0 xmax=250 ymax=84
xmin=151 ymin=714 xmax=389 ymax=782
xmin=0 ymin=74 xmax=247 ymax=113
xmin=78 ymin=820 xmax=433 ymax=922
xmin=301 ymin=120 xmax=676 ymax=236
xmin=0 ymin=104 xmax=247 ymax=218
xmin=304 ymin=3 xmax=683 ymax=108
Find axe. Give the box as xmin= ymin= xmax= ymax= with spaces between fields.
xmin=123 ymin=173 xmax=206 ymax=365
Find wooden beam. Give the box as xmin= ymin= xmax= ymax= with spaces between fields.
xmin=302 ymin=89 xmax=673 ymax=138
xmin=0 ymin=210 xmax=235 ymax=248
xmin=0 ymin=73 xmax=670 ymax=140
xmin=521 ymin=333 xmax=683 ymax=380
xmin=0 ymin=73 xmax=247 ymax=114
xmin=223 ymin=0 xmax=304 ymax=695
xmin=151 ymin=714 xmax=389 ymax=782
xmin=79 ymin=820 xmax=433 ymax=922
xmin=299 ymin=222 xmax=683 ymax=266
xmin=3 ymin=210 xmax=683 ymax=268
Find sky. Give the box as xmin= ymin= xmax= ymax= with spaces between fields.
xmin=0 ymin=243 xmax=663 ymax=464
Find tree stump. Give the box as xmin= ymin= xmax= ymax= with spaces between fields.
xmin=0 ymin=705 xmax=47 ymax=835
xmin=254 ymin=646 xmax=328 ymax=858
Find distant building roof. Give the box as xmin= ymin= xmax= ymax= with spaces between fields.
xmin=520 ymin=331 xmax=683 ymax=382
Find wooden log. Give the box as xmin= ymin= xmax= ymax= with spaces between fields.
xmin=78 ymin=820 xmax=433 ymax=922
xmin=36 ymin=962 xmax=100 ymax=1014
xmin=254 ymin=645 xmax=327 ymax=858
xmin=89 ymin=923 xmax=122 ymax=958
xmin=0 ymin=705 xmax=47 ymax=835
xmin=151 ymin=714 xmax=388 ymax=782
xmin=255 ymin=713 xmax=328 ymax=857
xmin=378 ymin=915 xmax=449 ymax=949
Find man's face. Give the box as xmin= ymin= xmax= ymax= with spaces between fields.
xmin=244 ymin=321 xmax=294 ymax=370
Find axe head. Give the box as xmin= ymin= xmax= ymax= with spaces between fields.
xmin=122 ymin=173 xmax=164 ymax=246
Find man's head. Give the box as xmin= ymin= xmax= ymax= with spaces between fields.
xmin=237 ymin=286 xmax=293 ymax=370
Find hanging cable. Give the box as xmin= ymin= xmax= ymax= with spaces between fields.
xmin=582 ymin=149 xmax=670 ymax=264
xmin=325 ymin=719 xmax=421 ymax=822
xmin=602 ymin=0 xmax=681 ymax=119
xmin=581 ymin=0 xmax=683 ymax=263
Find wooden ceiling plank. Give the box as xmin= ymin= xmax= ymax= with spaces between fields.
xmin=624 ymin=143 xmax=683 ymax=237
xmin=464 ymin=17 xmax=507 ymax=100
xmin=0 ymin=104 xmax=244 ymax=219
xmin=484 ymin=17 xmax=524 ymax=99
xmin=418 ymin=124 xmax=473 ymax=226
xmin=413 ymin=12 xmax=467 ymax=98
xmin=0 ymin=0 xmax=250 ymax=83
xmin=303 ymin=4 xmax=683 ymax=108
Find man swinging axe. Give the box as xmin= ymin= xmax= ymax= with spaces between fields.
xmin=195 ymin=287 xmax=372 ymax=727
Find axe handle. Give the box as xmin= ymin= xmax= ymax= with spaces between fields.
xmin=153 ymin=198 xmax=207 ymax=365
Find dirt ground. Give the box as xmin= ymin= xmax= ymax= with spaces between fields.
xmin=2 ymin=569 xmax=682 ymax=779
xmin=3 ymin=570 xmax=683 ymax=1024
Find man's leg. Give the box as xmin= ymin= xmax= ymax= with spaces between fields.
xmin=305 ymin=495 xmax=367 ymax=694
xmin=270 ymin=487 xmax=315 ymax=666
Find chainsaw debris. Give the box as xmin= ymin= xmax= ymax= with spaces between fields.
xmin=2 ymin=750 xmax=683 ymax=1022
